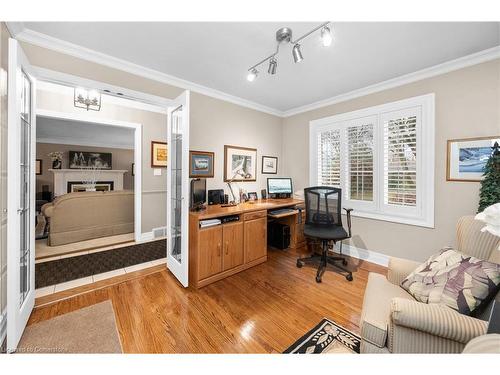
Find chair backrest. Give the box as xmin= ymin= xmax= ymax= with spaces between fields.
xmin=304 ymin=186 xmax=342 ymax=227
xmin=456 ymin=216 xmax=499 ymax=261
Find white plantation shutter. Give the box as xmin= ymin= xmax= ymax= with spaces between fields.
xmin=384 ymin=114 xmax=417 ymax=207
xmin=317 ymin=129 xmax=341 ymax=187
xmin=347 ymin=123 xmax=374 ymax=201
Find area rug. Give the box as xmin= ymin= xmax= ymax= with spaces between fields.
xmin=284 ymin=318 xmax=361 ymax=354
xmin=36 ymin=239 xmax=165 ymax=288
xmin=17 ymin=301 xmax=122 ymax=353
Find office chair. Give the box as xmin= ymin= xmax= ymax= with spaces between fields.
xmin=296 ymin=186 xmax=353 ymax=283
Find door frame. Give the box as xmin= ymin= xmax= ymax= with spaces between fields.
xmin=35 ymin=109 xmax=144 ymax=242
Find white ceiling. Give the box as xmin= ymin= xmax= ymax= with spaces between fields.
xmin=19 ymin=22 xmax=500 ymax=112
xmin=37 ymin=115 xmax=135 ymax=149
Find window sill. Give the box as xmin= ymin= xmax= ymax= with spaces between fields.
xmin=343 ymin=210 xmax=434 ymax=229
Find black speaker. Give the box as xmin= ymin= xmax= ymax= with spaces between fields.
xmin=208 ymin=189 xmax=224 ymax=205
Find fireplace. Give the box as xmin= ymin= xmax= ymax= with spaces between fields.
xmin=67 ymin=181 xmax=115 ymax=193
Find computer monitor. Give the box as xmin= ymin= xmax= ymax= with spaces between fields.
xmin=267 ymin=178 xmax=293 ymax=198
xmin=190 ymin=178 xmax=206 ymax=211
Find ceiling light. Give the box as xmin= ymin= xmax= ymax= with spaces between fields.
xmin=246 ymin=22 xmax=331 ymax=80
xmin=74 ymin=87 xmax=101 ymax=111
xmin=246 ymin=68 xmax=258 ymax=82
xmin=321 ymin=26 xmax=333 ymax=47
xmin=268 ymin=58 xmax=277 ymax=75
xmin=292 ymin=44 xmax=303 ymax=63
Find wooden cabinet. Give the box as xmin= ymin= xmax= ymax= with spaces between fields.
xmin=198 ymin=225 xmax=223 ymax=280
xmin=244 ymin=216 xmax=267 ymax=263
xmin=222 ymin=222 xmax=244 ymax=271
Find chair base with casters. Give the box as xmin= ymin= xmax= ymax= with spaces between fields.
xmin=297 ymin=239 xmax=353 ymax=283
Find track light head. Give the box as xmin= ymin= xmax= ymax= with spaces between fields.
xmin=268 ymin=58 xmax=277 ymax=75
xmin=321 ymin=26 xmax=333 ymax=47
xmin=292 ymin=44 xmax=303 ymax=63
xmin=247 ymin=68 xmax=258 ymax=82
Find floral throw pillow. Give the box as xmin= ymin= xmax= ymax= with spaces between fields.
xmin=401 ymin=248 xmax=500 ymax=316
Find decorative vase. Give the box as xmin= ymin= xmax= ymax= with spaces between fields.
xmin=52 ymin=160 xmax=62 ymax=169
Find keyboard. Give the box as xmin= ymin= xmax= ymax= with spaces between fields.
xmin=268 ymin=208 xmax=296 ymax=216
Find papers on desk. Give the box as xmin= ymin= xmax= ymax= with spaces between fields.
xmin=199 ymin=218 xmax=222 ymax=228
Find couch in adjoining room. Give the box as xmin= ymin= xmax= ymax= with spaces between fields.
xmin=41 ymin=190 xmax=134 ymax=246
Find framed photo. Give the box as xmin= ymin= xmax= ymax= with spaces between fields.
xmin=224 ymin=145 xmax=257 ymax=182
xmin=36 ymin=159 xmax=42 ymax=175
xmin=447 ymin=136 xmax=500 ymax=182
xmin=131 ymin=163 xmax=135 ymax=176
xmin=151 ymin=141 xmax=167 ymax=168
xmin=69 ymin=151 xmax=112 ymax=169
xmin=262 ymin=156 xmax=278 ymax=174
xmin=189 ymin=151 xmax=214 ymax=178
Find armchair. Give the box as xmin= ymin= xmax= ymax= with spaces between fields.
xmin=360 ymin=216 xmax=500 ymax=353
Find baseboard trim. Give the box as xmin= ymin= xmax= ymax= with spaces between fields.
xmin=333 ymin=243 xmax=390 ymax=267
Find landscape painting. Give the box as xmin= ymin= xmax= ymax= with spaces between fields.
xmin=224 ymin=145 xmax=257 ymax=182
xmin=189 ymin=151 xmax=214 ymax=178
xmin=458 ymin=147 xmax=491 ymax=173
xmin=69 ymin=151 xmax=112 ymax=169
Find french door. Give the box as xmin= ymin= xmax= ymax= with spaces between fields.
xmin=166 ymin=91 xmax=190 ymax=287
xmin=6 ymin=39 xmax=36 ymax=352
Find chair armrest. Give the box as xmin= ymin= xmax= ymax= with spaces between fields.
xmin=343 ymin=208 xmax=353 ymax=238
xmin=387 ymin=257 xmax=420 ymax=285
xmin=41 ymin=203 xmax=54 ymax=217
xmin=390 ymin=298 xmax=488 ymax=344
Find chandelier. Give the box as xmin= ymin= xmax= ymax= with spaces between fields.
xmin=246 ymin=22 xmax=333 ymax=82
xmin=74 ymin=87 xmax=102 ymax=111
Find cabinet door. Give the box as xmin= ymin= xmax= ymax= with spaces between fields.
xmin=198 ymin=225 xmax=223 ymax=280
xmin=244 ymin=217 xmax=267 ymax=263
xmin=223 ymin=222 xmax=244 ymax=271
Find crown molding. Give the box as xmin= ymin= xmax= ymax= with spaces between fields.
xmin=283 ymin=45 xmax=500 ymax=117
xmin=10 ymin=24 xmax=500 ymax=119
xmin=13 ymin=28 xmax=284 ymax=117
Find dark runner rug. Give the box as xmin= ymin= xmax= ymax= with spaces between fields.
xmin=35 ymin=239 xmax=166 ymax=288
xmin=284 ymin=318 xmax=361 ymax=354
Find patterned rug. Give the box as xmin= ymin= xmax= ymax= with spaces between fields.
xmin=35 ymin=239 xmax=166 ymax=288
xmin=284 ymin=318 xmax=361 ymax=354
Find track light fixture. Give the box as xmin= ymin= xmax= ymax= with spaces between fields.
xmin=246 ymin=22 xmax=332 ymax=82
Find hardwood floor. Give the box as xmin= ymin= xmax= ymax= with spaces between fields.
xmin=27 ymin=247 xmax=386 ymax=353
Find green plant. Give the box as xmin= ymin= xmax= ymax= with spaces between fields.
xmin=478 ymin=142 xmax=500 ymax=213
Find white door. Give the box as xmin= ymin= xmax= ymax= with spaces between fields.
xmin=166 ymin=91 xmax=190 ymax=287
xmin=6 ymin=39 xmax=36 ymax=352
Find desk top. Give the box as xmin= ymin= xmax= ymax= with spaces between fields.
xmin=190 ymin=198 xmax=304 ymax=220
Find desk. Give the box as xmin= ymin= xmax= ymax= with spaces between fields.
xmin=189 ymin=198 xmax=304 ymax=288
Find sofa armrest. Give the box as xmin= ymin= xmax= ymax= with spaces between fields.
xmin=387 ymin=257 xmax=420 ymax=285
xmin=41 ymin=203 xmax=54 ymax=218
xmin=390 ymin=298 xmax=488 ymax=344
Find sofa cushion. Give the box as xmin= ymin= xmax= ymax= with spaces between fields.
xmin=401 ymin=249 xmax=500 ymax=316
xmin=360 ymin=273 xmax=414 ymax=348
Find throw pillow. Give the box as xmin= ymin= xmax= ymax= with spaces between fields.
xmin=401 ymin=248 xmax=500 ymax=315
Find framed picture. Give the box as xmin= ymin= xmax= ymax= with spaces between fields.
xmin=447 ymin=136 xmax=500 ymax=182
xmin=131 ymin=163 xmax=135 ymax=176
xmin=261 ymin=156 xmax=278 ymax=174
xmin=151 ymin=141 xmax=167 ymax=168
xmin=69 ymin=151 xmax=112 ymax=169
xmin=224 ymin=145 xmax=257 ymax=182
xmin=36 ymin=159 xmax=42 ymax=175
xmin=189 ymin=151 xmax=214 ymax=178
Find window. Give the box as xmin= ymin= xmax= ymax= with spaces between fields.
xmin=309 ymin=94 xmax=434 ymax=227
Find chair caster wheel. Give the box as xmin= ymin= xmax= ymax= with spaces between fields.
xmin=296 ymin=260 xmax=303 ymax=268
xmin=315 ymin=276 xmax=322 ymax=283
xmin=346 ymin=274 xmax=353 ymax=281
xmin=342 ymin=259 xmax=348 ymax=266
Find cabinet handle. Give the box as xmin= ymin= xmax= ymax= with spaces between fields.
xmin=217 ymin=243 xmax=222 ymax=257
xmin=225 ymin=241 xmax=229 ymax=255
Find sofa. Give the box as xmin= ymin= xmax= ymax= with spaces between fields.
xmin=42 ymin=190 xmax=134 ymax=246
xmin=359 ymin=216 xmax=500 ymax=353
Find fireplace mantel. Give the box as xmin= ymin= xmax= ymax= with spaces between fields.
xmin=49 ymin=169 xmax=128 ymax=197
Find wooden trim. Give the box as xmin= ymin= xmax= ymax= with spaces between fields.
xmin=243 ymin=210 xmax=267 ymax=221
xmin=223 ymin=145 xmax=257 ymax=182
xmin=189 ymin=150 xmax=215 ymax=178
xmin=151 ymin=140 xmax=167 ymax=168
xmin=446 ymin=135 xmax=500 ymax=182
xmin=34 ymin=264 xmax=165 ymax=308
xmin=261 ymin=155 xmax=278 ymax=174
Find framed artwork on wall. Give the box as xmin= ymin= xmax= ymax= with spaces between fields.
xmin=151 ymin=141 xmax=168 ymax=168
xmin=131 ymin=163 xmax=135 ymax=176
xmin=224 ymin=145 xmax=257 ymax=182
xmin=189 ymin=151 xmax=214 ymax=178
xmin=69 ymin=151 xmax=112 ymax=169
xmin=36 ymin=159 xmax=42 ymax=175
xmin=447 ymin=136 xmax=500 ymax=182
xmin=261 ymin=156 xmax=278 ymax=174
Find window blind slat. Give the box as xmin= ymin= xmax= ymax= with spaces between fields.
xmin=317 ymin=129 xmax=341 ymax=187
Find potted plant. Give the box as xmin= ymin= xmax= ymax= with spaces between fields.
xmin=48 ymin=151 xmax=63 ymax=169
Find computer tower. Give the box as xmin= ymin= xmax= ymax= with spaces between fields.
xmin=267 ymin=222 xmax=291 ymax=250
